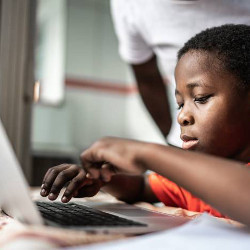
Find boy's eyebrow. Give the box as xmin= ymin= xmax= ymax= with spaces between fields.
xmin=186 ymin=82 xmax=205 ymax=89
xmin=175 ymin=82 xmax=212 ymax=95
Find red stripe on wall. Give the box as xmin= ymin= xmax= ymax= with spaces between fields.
xmin=65 ymin=78 xmax=138 ymax=95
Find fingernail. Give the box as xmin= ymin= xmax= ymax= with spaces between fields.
xmin=49 ymin=193 xmax=55 ymax=199
xmin=41 ymin=184 xmax=44 ymax=189
xmin=62 ymin=196 xmax=68 ymax=203
xmin=41 ymin=189 xmax=46 ymax=195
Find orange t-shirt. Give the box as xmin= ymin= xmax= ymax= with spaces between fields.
xmin=148 ymin=162 xmax=250 ymax=218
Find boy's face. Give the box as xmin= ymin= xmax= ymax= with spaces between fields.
xmin=175 ymin=51 xmax=249 ymax=159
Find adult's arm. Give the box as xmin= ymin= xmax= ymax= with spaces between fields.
xmin=131 ymin=55 xmax=172 ymax=138
xmin=82 ymin=137 xmax=250 ymax=226
xmin=111 ymin=1 xmax=171 ymax=137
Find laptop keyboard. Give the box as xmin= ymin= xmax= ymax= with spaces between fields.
xmin=36 ymin=201 xmax=147 ymax=227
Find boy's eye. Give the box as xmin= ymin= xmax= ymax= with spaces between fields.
xmin=177 ymin=103 xmax=184 ymax=110
xmin=194 ymin=94 xmax=213 ymax=104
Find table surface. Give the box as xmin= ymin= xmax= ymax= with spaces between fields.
xmin=0 ymin=188 xmax=237 ymax=249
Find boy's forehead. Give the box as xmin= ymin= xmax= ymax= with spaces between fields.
xmin=175 ymin=52 xmax=211 ymax=87
xmin=175 ymin=51 xmax=237 ymax=92
xmin=175 ymin=51 xmax=218 ymax=75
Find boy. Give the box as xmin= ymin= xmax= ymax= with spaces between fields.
xmin=40 ymin=24 xmax=250 ymax=226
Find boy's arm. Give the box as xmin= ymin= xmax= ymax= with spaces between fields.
xmin=82 ymin=137 xmax=250 ymax=226
xmin=139 ymin=144 xmax=250 ymax=226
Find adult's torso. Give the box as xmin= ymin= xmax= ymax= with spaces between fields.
xmin=125 ymin=0 xmax=250 ymax=73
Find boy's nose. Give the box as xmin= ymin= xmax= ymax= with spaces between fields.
xmin=177 ymin=108 xmax=194 ymax=126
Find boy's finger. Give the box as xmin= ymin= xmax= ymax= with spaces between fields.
xmin=86 ymin=167 xmax=101 ymax=179
xmin=61 ymin=171 xmax=86 ymax=202
xmin=48 ymin=165 xmax=81 ymax=201
xmin=100 ymin=164 xmax=115 ymax=182
xmin=41 ymin=164 xmax=73 ymax=197
xmin=41 ymin=168 xmax=53 ymax=188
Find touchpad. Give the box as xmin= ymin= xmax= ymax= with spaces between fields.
xmin=105 ymin=208 xmax=168 ymax=217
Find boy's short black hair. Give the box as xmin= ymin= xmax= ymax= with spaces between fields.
xmin=178 ymin=24 xmax=250 ymax=90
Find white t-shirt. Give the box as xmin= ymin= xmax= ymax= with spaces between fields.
xmin=111 ymin=0 xmax=250 ymax=146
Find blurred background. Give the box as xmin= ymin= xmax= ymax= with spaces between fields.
xmin=0 ymin=0 xmax=164 ymax=185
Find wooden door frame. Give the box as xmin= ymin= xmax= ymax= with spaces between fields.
xmin=0 ymin=0 xmax=36 ymax=183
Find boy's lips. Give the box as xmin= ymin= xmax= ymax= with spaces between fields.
xmin=181 ymin=135 xmax=199 ymax=150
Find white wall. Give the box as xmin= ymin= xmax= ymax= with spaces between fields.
xmin=32 ymin=0 xmax=165 ymax=156
xmin=66 ymin=0 xmax=132 ymax=82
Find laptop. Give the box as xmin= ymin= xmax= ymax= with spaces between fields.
xmin=0 ymin=120 xmax=189 ymax=234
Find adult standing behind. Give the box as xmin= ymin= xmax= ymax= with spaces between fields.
xmin=110 ymin=0 xmax=250 ymax=147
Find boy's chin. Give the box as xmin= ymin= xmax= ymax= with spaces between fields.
xmin=182 ymin=140 xmax=199 ymax=151
xmin=186 ymin=145 xmax=208 ymax=153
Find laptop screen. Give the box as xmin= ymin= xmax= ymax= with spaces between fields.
xmin=0 ymin=119 xmax=42 ymax=224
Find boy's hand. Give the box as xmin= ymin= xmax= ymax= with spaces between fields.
xmin=81 ymin=137 xmax=146 ymax=180
xmin=40 ymin=164 xmax=104 ymax=203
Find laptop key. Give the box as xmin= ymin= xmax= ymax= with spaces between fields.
xmin=36 ymin=201 xmax=147 ymax=227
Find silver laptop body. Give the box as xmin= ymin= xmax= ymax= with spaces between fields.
xmin=0 ymin=120 xmax=189 ymax=234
